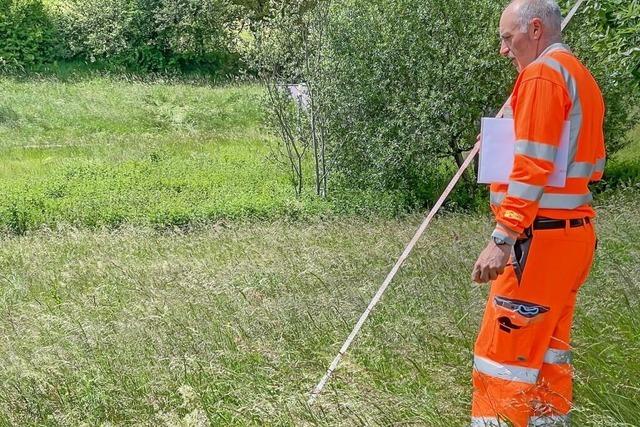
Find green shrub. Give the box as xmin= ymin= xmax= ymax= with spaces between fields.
xmin=602 ymin=159 xmax=640 ymax=188
xmin=580 ymin=0 xmax=640 ymax=86
xmin=562 ymin=0 xmax=640 ymax=155
xmin=312 ymin=0 xmax=510 ymax=209
xmin=256 ymin=0 xmax=639 ymax=211
xmin=49 ymin=0 xmax=241 ymax=73
xmin=0 ymin=0 xmax=60 ymax=69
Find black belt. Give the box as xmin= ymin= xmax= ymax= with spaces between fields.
xmin=532 ymin=217 xmax=590 ymax=230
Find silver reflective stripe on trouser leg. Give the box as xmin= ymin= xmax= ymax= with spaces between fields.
xmin=529 ymin=414 xmax=571 ymax=426
xmin=473 ymin=356 xmax=539 ymax=384
xmin=538 ymin=57 xmax=583 ymax=171
xmin=471 ymin=417 xmax=503 ymax=427
xmin=543 ymin=348 xmax=572 ymax=365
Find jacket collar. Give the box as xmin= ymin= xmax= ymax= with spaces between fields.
xmin=538 ymin=42 xmax=572 ymax=58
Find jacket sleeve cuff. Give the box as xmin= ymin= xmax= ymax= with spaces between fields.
xmin=491 ymin=222 xmax=520 ymax=245
xmin=495 ymin=209 xmax=527 ymax=235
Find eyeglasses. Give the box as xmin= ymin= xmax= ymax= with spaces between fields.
xmin=494 ymin=296 xmax=550 ymax=319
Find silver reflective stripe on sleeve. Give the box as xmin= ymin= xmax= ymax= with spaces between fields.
xmin=567 ymin=162 xmax=594 ymax=178
xmin=515 ymin=140 xmax=558 ymax=162
xmin=529 ymin=414 xmax=571 ymax=426
xmin=538 ymin=57 xmax=583 ymax=174
xmin=508 ymin=181 xmax=544 ymax=201
xmin=568 ymin=159 xmax=606 ymax=179
xmin=490 ymin=192 xmax=505 ymax=206
xmin=471 ymin=417 xmax=503 ymax=427
xmin=543 ymin=348 xmax=572 ymax=364
xmin=492 ymin=191 xmax=592 ymax=209
xmin=539 ymin=192 xmax=593 ymax=209
xmin=473 ymin=355 xmax=539 ymax=384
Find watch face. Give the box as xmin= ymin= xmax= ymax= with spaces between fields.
xmin=493 ymin=236 xmax=506 ymax=245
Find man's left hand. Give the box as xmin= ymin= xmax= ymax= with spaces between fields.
xmin=472 ymin=241 xmax=512 ymax=283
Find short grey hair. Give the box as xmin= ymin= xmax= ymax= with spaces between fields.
xmin=514 ymin=0 xmax=563 ymax=34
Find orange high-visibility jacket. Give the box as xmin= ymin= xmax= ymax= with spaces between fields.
xmin=490 ymin=43 xmax=606 ymax=235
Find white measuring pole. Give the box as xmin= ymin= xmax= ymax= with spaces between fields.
xmin=308 ymin=0 xmax=585 ymax=405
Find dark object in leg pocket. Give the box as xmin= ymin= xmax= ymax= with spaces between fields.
xmin=512 ymin=229 xmax=533 ymax=283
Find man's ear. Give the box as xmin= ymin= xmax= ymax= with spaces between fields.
xmin=530 ymin=18 xmax=543 ymax=40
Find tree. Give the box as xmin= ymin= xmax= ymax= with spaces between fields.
xmin=315 ymin=0 xmax=512 ymax=206
xmin=248 ymin=0 xmax=330 ymax=197
xmin=563 ymin=0 xmax=640 ymax=155
xmin=232 ymin=0 xmax=319 ymax=31
xmin=0 ymin=0 xmax=59 ymax=69
xmin=254 ymin=0 xmax=640 ymax=205
xmin=49 ymin=0 xmax=239 ymax=73
xmin=584 ymin=0 xmax=639 ymax=85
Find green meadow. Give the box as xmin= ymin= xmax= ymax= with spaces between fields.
xmin=0 ymin=78 xmax=337 ymax=233
xmin=0 ymin=77 xmax=638 ymax=425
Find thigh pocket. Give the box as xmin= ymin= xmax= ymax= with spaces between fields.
xmin=489 ymin=296 xmax=550 ymax=363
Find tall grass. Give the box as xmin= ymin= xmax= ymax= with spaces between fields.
xmin=0 ymin=193 xmax=637 ymax=425
xmin=0 ymin=76 xmax=638 ymax=425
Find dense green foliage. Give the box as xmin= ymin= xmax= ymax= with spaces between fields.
xmin=603 ymin=124 xmax=640 ymax=188
xmin=0 ymin=0 xmax=318 ymax=74
xmin=584 ymin=0 xmax=640 ymax=85
xmin=47 ymin=0 xmax=241 ymax=73
xmin=315 ymin=0 xmax=511 ymax=207
xmin=254 ymin=0 xmax=638 ymax=208
xmin=0 ymin=80 xmax=637 ymax=234
xmin=562 ymin=0 xmax=640 ymax=156
xmin=0 ymin=191 xmax=637 ymax=424
xmin=0 ymin=0 xmax=60 ymax=69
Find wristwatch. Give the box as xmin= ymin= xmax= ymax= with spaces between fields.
xmin=492 ymin=235 xmax=511 ymax=246
xmin=491 ymin=229 xmax=516 ymax=246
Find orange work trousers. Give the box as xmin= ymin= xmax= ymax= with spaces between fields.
xmin=471 ymin=219 xmax=596 ymax=427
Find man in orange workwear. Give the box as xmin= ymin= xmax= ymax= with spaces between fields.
xmin=470 ymin=0 xmax=605 ymax=425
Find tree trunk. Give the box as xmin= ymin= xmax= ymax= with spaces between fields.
xmin=449 ymin=138 xmax=475 ymax=190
